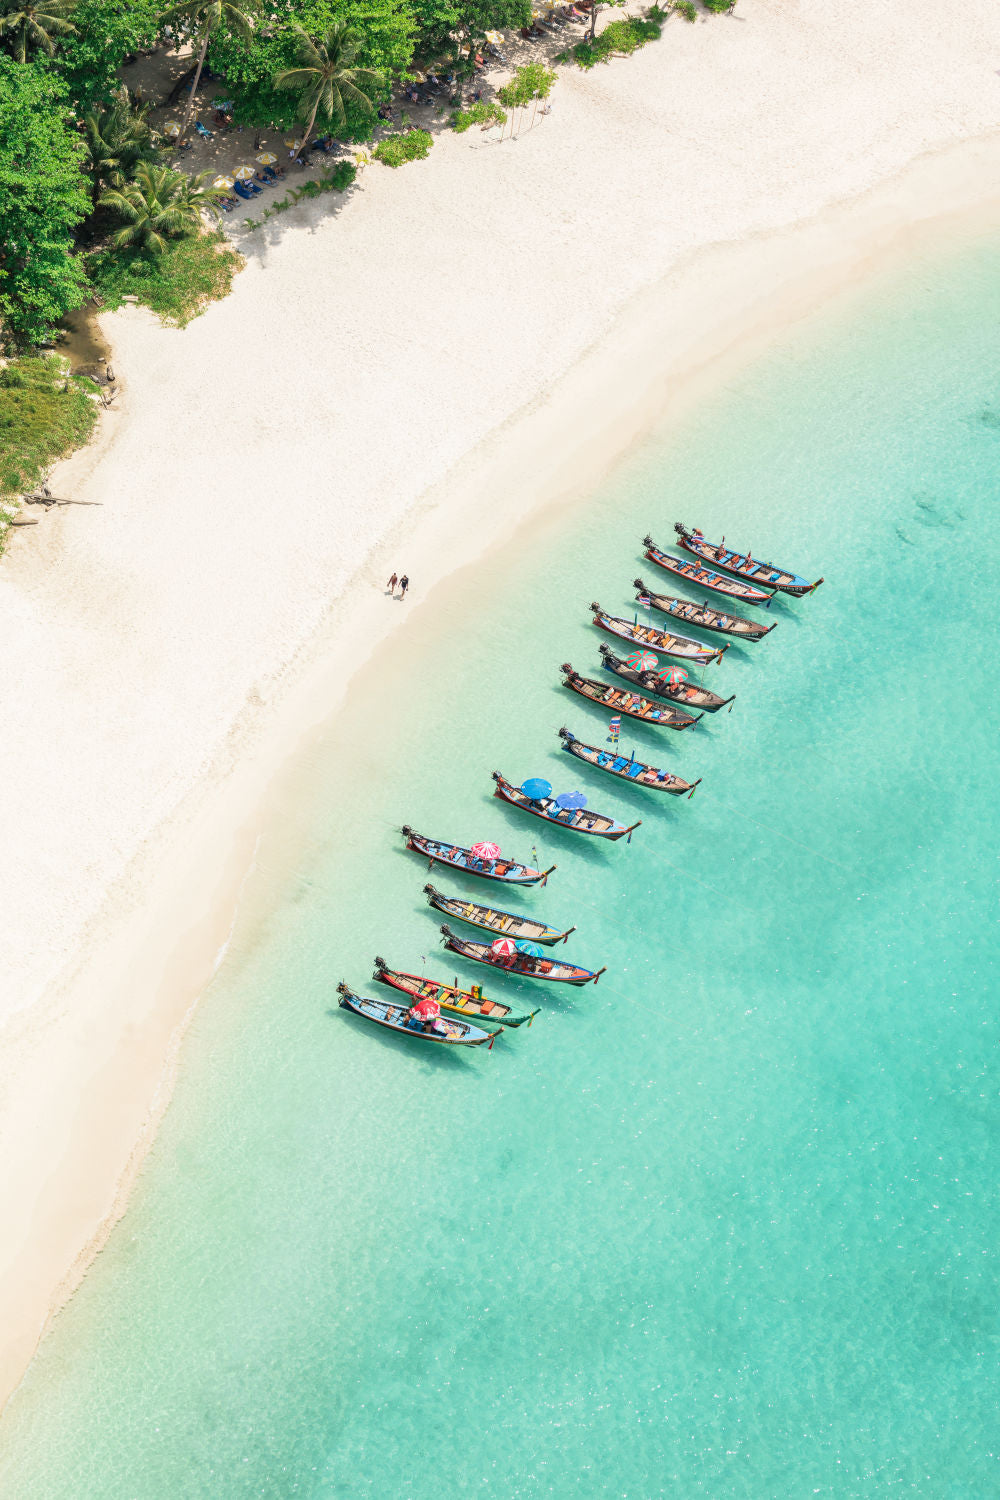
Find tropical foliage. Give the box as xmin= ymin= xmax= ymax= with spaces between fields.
xmin=207 ymin=0 xmax=407 ymax=136
xmin=496 ymin=60 xmax=554 ymax=107
xmin=571 ymin=6 xmax=664 ymax=66
xmin=451 ymin=98 xmax=505 ymax=132
xmin=274 ymin=21 xmax=381 ymax=156
xmin=0 ymin=0 xmax=76 ymax=63
xmin=98 ymin=162 xmax=222 ymax=254
xmin=0 ymin=354 xmax=97 ymax=548
xmin=0 ymin=56 xmax=89 ymax=348
xmin=86 ymin=229 xmax=242 ymax=324
xmin=158 ymin=0 xmax=253 ymax=146
xmin=81 ymin=86 xmax=156 ymax=206
xmin=372 ymin=127 xmax=431 ymax=166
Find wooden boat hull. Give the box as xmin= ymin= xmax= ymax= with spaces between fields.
xmin=373 ymin=959 xmax=539 ymax=1027
xmin=631 ymin=580 xmax=773 ymax=640
xmin=423 ymin=885 xmax=573 ymax=946
xmin=560 ymin=664 xmax=701 ymax=730
xmin=558 ymin=728 xmax=701 ymax=797
xmin=440 ymin=925 xmax=605 ymax=986
xmin=674 ymin=523 xmax=821 ymax=597
xmin=492 ymin=771 xmax=640 ymax=841
xmin=337 ymin=983 xmax=495 ymax=1046
xmin=643 ymin=536 xmax=774 ymax=605
xmin=597 ymin=645 xmax=733 ymax=713
xmin=591 ymin=604 xmax=724 ymax=665
xmin=401 ymin=826 xmax=555 ymax=886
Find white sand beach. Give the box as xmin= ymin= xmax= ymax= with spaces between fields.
xmin=2 ymin=0 xmax=999 ymax=1408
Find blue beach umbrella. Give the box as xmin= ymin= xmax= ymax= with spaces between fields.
xmin=555 ymin=790 xmax=587 ymax=811
xmin=515 ymin=940 xmax=544 ymax=957
xmin=521 ymin=777 xmax=552 ymax=800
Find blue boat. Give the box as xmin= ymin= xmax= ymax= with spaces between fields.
xmin=558 ymin=728 xmax=701 ymax=798
xmin=337 ymin=983 xmax=496 ymax=1047
xmin=492 ymin=772 xmax=641 ymax=841
xmin=673 ymin=523 xmax=823 ymax=597
xmin=644 ymin=535 xmax=775 ymax=605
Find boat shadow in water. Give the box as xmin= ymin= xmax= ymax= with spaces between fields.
xmin=325 ymin=1008 xmax=484 ymax=1069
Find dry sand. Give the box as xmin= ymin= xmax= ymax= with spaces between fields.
xmin=2 ymin=0 xmax=1000 ymax=1410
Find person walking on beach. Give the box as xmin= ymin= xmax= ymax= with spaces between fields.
xmin=399 ymin=574 xmax=409 ymax=599
xmin=386 ymin=572 xmax=398 ymax=595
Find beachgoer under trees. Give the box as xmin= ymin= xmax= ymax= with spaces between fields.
xmin=387 ymin=572 xmax=398 ymax=594
xmin=399 ymin=575 xmax=409 ymax=598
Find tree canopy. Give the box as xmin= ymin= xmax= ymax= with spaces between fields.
xmin=209 ymin=0 xmax=407 ymax=134
xmin=0 ymin=55 xmax=90 ymax=348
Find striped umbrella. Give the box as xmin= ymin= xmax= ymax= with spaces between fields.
xmin=234 ymin=165 xmax=256 ymax=181
xmin=256 ymin=152 xmax=277 ymax=166
xmin=625 ymin=650 xmax=658 ymax=671
xmin=490 ymin=937 xmax=517 ymax=957
xmin=212 ymin=175 xmax=235 ymax=191
xmin=657 ymin=665 xmax=689 ymax=685
xmin=470 ymin=841 xmax=501 ymax=860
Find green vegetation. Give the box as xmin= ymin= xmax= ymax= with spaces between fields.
xmin=0 ymin=56 xmax=90 ymax=349
xmin=675 ymin=1 xmax=696 ymax=19
xmin=0 ymin=354 xmax=98 ymax=548
xmin=99 ymin=163 xmax=222 ymax=253
xmin=702 ymin=0 xmax=732 ymax=11
xmin=159 ymin=0 xmax=253 ymax=148
xmin=451 ymin=98 xmax=505 ymax=132
xmin=372 ymin=128 xmax=432 ymax=167
xmin=82 ymin=87 xmax=157 ymax=207
xmin=274 ymin=21 xmax=381 ymax=156
xmin=0 ymin=0 xmax=76 ymax=64
xmin=86 ymin=230 xmax=242 ymax=324
xmin=497 ymin=60 xmax=554 ymax=108
xmin=571 ymin=6 xmax=664 ymax=66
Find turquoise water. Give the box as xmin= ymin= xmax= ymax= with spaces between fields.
xmin=2 ymin=230 xmax=999 ymax=1499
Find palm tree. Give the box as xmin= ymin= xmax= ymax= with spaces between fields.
xmin=0 ymin=0 xmax=76 ymax=62
xmin=158 ymin=0 xmax=252 ymax=146
xmin=274 ymin=23 xmax=380 ymax=161
xmin=99 ymin=163 xmax=222 ymax=256
xmin=82 ymin=88 xmax=156 ymax=208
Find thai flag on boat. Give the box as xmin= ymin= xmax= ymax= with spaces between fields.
xmin=609 ymin=714 xmax=621 ymax=743
xmin=638 ymin=595 xmax=651 ymax=608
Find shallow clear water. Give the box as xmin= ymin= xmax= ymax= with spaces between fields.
xmin=3 ymin=230 xmax=999 ymax=1499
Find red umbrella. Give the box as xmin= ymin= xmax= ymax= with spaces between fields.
xmin=657 ymin=665 xmax=689 ymax=685
xmin=490 ymin=937 xmax=517 ymax=956
xmin=625 ymin=649 xmax=658 ymax=671
xmin=410 ymin=996 xmax=440 ymax=1020
xmin=470 ymin=841 xmax=501 ymax=860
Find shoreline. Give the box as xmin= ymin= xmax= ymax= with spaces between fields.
xmin=3 ymin=15 xmax=1000 ymax=1409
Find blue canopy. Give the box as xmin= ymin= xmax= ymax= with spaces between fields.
xmin=555 ymin=790 xmax=587 ymax=811
xmin=515 ymin=940 xmax=544 ymax=957
xmin=521 ymin=777 xmax=552 ymax=800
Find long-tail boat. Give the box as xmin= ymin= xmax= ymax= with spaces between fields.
xmin=643 ymin=536 xmax=774 ymax=605
xmin=439 ymin=924 xmax=606 ymax=986
xmin=591 ymin=602 xmax=724 ymax=666
xmin=560 ymin=664 xmax=701 ymax=729
xmin=558 ymin=727 xmax=701 ymax=797
xmin=401 ymin=826 xmax=555 ymax=885
xmin=631 ymin=579 xmax=773 ymax=641
xmin=492 ymin=771 xmax=641 ymax=842
xmin=373 ymin=957 xmax=539 ymax=1027
xmin=337 ymin=982 xmax=496 ymax=1047
xmin=673 ymin=523 xmax=823 ymax=597
xmin=423 ymin=885 xmax=575 ymax=945
xmin=596 ymin=644 xmax=734 ymax=713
